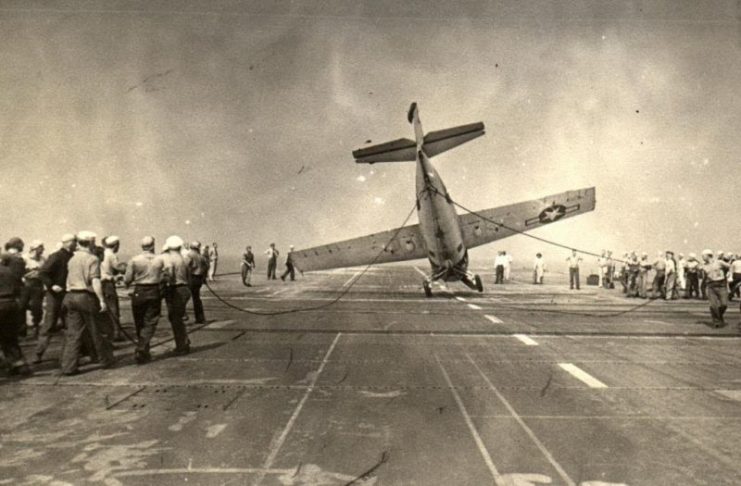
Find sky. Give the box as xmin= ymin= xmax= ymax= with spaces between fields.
xmin=1 ymin=0 xmax=740 ymax=268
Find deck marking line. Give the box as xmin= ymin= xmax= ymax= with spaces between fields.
xmin=558 ymin=363 xmax=608 ymax=388
xmin=513 ymin=334 xmax=538 ymax=346
xmin=467 ymin=303 xmax=482 ymax=310
xmin=257 ymin=332 xmax=342 ymax=483
xmin=456 ymin=296 xmax=467 ymax=302
xmin=207 ymin=319 xmax=236 ymax=329
xmin=484 ymin=314 xmax=503 ymax=324
xmin=435 ymin=355 xmax=505 ymax=485
xmin=467 ymin=354 xmax=577 ymax=486
xmin=341 ymin=271 xmax=362 ymax=288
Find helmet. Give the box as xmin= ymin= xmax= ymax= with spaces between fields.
xmin=165 ymin=236 xmax=184 ymax=250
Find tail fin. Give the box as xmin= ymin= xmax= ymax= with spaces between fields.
xmin=353 ymin=103 xmax=485 ymax=164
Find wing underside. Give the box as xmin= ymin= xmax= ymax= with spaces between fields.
xmin=291 ymin=223 xmax=428 ymax=272
xmin=459 ymin=187 xmax=596 ymax=249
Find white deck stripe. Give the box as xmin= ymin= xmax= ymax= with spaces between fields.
xmin=436 ymin=356 xmax=505 ymax=485
xmin=558 ymin=363 xmax=608 ymax=388
xmin=455 ymin=296 xmax=467 ymax=302
xmin=467 ymin=303 xmax=482 ymax=310
xmin=513 ymin=334 xmax=538 ymax=346
xmin=467 ymin=354 xmax=577 ymax=486
xmin=341 ymin=271 xmax=362 ymax=288
xmin=257 ymin=333 xmax=342 ymax=484
xmin=484 ymin=314 xmax=503 ymax=324
xmin=206 ymin=319 xmax=235 ymax=329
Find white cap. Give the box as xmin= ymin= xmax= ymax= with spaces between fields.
xmin=105 ymin=235 xmax=120 ymax=247
xmin=165 ymin=235 xmax=184 ymax=250
xmin=76 ymin=231 xmax=97 ymax=242
xmin=190 ymin=241 xmax=202 ymax=249
xmin=29 ymin=240 xmax=44 ymax=250
xmin=61 ymin=233 xmax=76 ymax=243
xmin=702 ymin=249 xmax=713 ymax=256
xmin=290 ymin=245 xmax=294 ymax=249
xmin=688 ymin=252 xmax=696 ymax=259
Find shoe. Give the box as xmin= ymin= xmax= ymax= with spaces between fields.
xmin=175 ymin=346 xmax=190 ymax=356
xmin=32 ymin=354 xmax=43 ymax=365
xmin=61 ymin=369 xmax=80 ymax=376
xmin=135 ymin=351 xmax=151 ymax=365
xmin=280 ymin=276 xmax=285 ymax=281
xmin=246 ymin=284 xmax=252 ymax=287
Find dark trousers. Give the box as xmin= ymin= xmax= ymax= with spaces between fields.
xmin=267 ymin=258 xmax=277 ymax=279
xmin=653 ymin=271 xmax=666 ymax=299
xmin=707 ymin=281 xmax=729 ymax=325
xmin=730 ymin=273 xmax=741 ymax=300
xmin=700 ymin=275 xmax=707 ymax=299
xmin=281 ymin=263 xmax=295 ymax=281
xmin=241 ymin=264 xmax=253 ymax=286
xmin=0 ymin=300 xmax=27 ymax=370
xmin=131 ymin=285 xmax=161 ymax=356
xmin=19 ymin=280 xmax=44 ymax=335
xmin=569 ymin=267 xmax=580 ymax=289
xmin=164 ymin=286 xmax=191 ymax=352
xmin=495 ymin=265 xmax=504 ymax=284
xmin=35 ymin=290 xmax=66 ymax=359
xmin=102 ymin=281 xmax=121 ymax=340
xmin=189 ymin=275 xmax=205 ymax=323
xmin=686 ymin=273 xmax=700 ymax=298
xmin=627 ymin=273 xmax=639 ymax=297
xmin=60 ymin=292 xmax=114 ymax=374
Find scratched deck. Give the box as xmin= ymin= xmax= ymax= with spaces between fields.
xmin=1 ymin=266 xmax=740 ymax=485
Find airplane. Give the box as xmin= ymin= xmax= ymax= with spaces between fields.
xmin=291 ymin=103 xmax=596 ymax=296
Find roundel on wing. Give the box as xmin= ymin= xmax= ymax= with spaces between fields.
xmin=538 ymin=204 xmax=566 ymax=223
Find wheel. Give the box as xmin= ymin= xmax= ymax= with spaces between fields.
xmin=423 ymin=280 xmax=432 ymax=298
xmin=474 ymin=274 xmax=483 ymax=292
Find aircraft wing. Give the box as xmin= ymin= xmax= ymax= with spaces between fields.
xmin=459 ymin=187 xmax=596 ymax=250
xmin=292 ymin=223 xmax=428 ymax=272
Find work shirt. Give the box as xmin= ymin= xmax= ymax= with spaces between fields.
xmin=566 ymin=255 xmax=581 ymax=268
xmin=1 ymin=250 xmax=26 ymax=282
xmin=39 ymin=248 xmax=74 ymax=289
xmin=265 ymin=248 xmax=279 ymax=261
xmin=187 ymin=249 xmax=208 ymax=276
xmin=494 ymin=255 xmax=506 ymax=267
xmin=66 ymin=249 xmax=101 ymax=292
xmin=685 ymin=260 xmax=699 ymax=273
xmin=23 ymin=254 xmax=46 ymax=281
xmin=654 ymin=259 xmax=666 ymax=272
xmin=161 ymin=251 xmax=191 ymax=286
xmin=0 ymin=264 xmax=22 ymax=300
xmin=101 ymin=248 xmax=124 ymax=281
xmin=124 ymin=252 xmax=165 ymax=286
xmin=665 ymin=259 xmax=676 ymax=275
xmin=677 ymin=258 xmax=686 ymax=272
xmin=533 ymin=258 xmax=545 ymax=272
xmin=242 ymin=251 xmax=255 ymax=267
xmin=209 ymin=246 xmax=218 ymax=262
xmin=703 ymin=260 xmax=730 ymax=282
xmin=285 ymin=251 xmax=294 ymax=265
xmin=640 ymin=259 xmax=652 ymax=273
xmin=731 ymin=260 xmax=741 ymax=274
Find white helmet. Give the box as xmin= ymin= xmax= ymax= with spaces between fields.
xmin=165 ymin=235 xmax=184 ymax=250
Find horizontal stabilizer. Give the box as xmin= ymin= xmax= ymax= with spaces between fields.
xmin=353 ymin=138 xmax=416 ymax=164
xmin=423 ymin=122 xmax=485 ymax=157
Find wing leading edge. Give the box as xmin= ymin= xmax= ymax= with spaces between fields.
xmin=291 ymin=223 xmax=427 ymax=272
xmin=459 ymin=187 xmax=596 ymax=250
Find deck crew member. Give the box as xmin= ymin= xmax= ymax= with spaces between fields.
xmin=265 ymin=243 xmax=279 ymax=280
xmin=281 ymin=245 xmax=298 ymax=281
xmin=685 ymin=253 xmax=700 ymax=299
xmin=626 ymin=253 xmax=640 ymax=297
xmin=187 ymin=241 xmax=208 ymax=324
xmin=494 ymin=251 xmax=506 ymax=284
xmin=35 ymin=234 xmax=76 ymax=363
xmin=60 ymin=231 xmax=114 ymax=375
xmin=207 ymin=242 xmax=218 ymax=281
xmin=241 ymin=246 xmax=255 ymax=287
xmin=21 ymin=240 xmax=46 ymax=338
xmin=160 ymin=236 xmax=192 ymax=355
xmin=639 ymin=253 xmax=653 ymax=299
xmin=0 ymin=246 xmax=32 ymax=376
xmin=2 ymin=238 xmax=26 ymax=335
xmin=652 ymin=252 xmax=667 ymax=299
xmin=665 ymin=251 xmax=678 ymax=300
xmin=124 ymin=236 xmax=164 ymax=364
xmin=503 ymin=251 xmax=513 ymax=281
xmin=730 ymin=255 xmax=741 ymax=303
xmin=101 ymin=236 xmax=126 ymax=341
xmin=566 ymin=250 xmax=581 ymax=290
xmin=533 ymin=253 xmax=545 ymax=284
xmin=702 ymin=250 xmax=730 ymax=328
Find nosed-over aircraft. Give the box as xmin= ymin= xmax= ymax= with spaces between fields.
xmin=292 ymin=103 xmax=596 ymax=296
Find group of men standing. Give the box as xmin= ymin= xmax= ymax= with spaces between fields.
xmin=0 ymin=232 xmax=216 ymax=377
xmin=241 ymin=243 xmax=301 ymax=287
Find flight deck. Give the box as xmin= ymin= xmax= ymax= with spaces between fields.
xmin=1 ymin=266 xmax=739 ymax=486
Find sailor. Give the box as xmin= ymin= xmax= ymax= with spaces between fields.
xmin=701 ymin=249 xmax=730 ymax=328
xmin=0 ymin=250 xmax=32 ymax=376
xmin=685 ymin=253 xmax=701 ymax=299
xmin=533 ymin=253 xmax=545 ymax=284
xmin=123 ymin=236 xmax=165 ymax=364
xmin=604 ymin=251 xmax=615 ymax=289
xmin=676 ymin=253 xmax=687 ymax=294
xmin=35 ymin=234 xmax=76 ymax=363
xmin=730 ymin=254 xmax=741 ymax=303
xmin=494 ymin=251 xmax=506 ymax=284
xmin=241 ymin=245 xmax=255 ymax=287
xmin=21 ymin=240 xmax=46 ymax=338
xmin=60 ymin=231 xmax=114 ymax=375
xmin=652 ymin=251 xmax=667 ymax=299
xmin=187 ymin=241 xmax=208 ymax=324
xmin=265 ymin=243 xmax=279 ymax=280
xmin=566 ymin=250 xmax=581 ymax=290
xmin=503 ymin=251 xmax=513 ymax=281
xmin=280 ymin=245 xmax=299 ymax=281
xmin=638 ymin=253 xmax=652 ymax=299
xmin=664 ymin=251 xmax=678 ymax=300
xmin=101 ymin=235 xmax=126 ymax=341
xmin=2 ymin=238 xmax=27 ymax=337
xmin=160 ymin=236 xmax=192 ymax=355
xmin=619 ymin=252 xmax=630 ymax=293
xmin=207 ymin=242 xmax=219 ymax=281
xmin=597 ymin=250 xmax=606 ymax=288
xmin=626 ymin=253 xmax=640 ymax=297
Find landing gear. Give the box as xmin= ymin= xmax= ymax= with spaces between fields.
xmin=474 ymin=274 xmax=483 ymax=292
xmin=423 ymin=280 xmax=432 ymax=298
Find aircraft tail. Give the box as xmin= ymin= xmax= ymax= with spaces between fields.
xmin=353 ymin=102 xmax=485 ymax=164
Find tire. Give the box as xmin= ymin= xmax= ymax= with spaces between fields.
xmin=474 ymin=274 xmax=483 ymax=292
xmin=423 ymin=281 xmax=432 ymax=298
